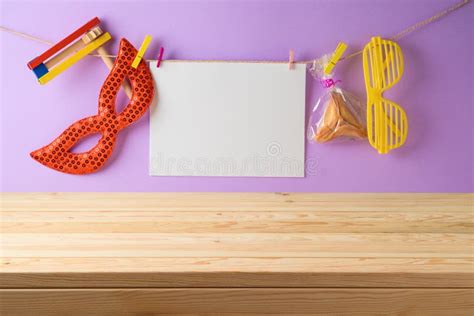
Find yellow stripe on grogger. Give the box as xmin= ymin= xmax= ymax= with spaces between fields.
xmin=39 ymin=32 xmax=112 ymax=85
xmin=363 ymin=36 xmax=408 ymax=154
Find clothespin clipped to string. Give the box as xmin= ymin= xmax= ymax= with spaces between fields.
xmin=324 ymin=42 xmax=347 ymax=75
xmin=288 ymin=50 xmax=295 ymax=70
xmin=156 ymin=47 xmax=164 ymax=68
xmin=132 ymin=35 xmax=152 ymax=69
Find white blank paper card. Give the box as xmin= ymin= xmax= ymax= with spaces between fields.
xmin=149 ymin=61 xmax=306 ymax=177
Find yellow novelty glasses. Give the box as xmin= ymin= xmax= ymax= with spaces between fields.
xmin=363 ymin=37 xmax=408 ymax=154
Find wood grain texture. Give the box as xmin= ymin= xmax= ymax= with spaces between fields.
xmin=2 ymin=192 xmax=472 ymax=212
xmin=2 ymin=257 xmax=473 ymax=288
xmin=1 ymin=193 xmax=473 ymax=314
xmin=2 ymin=232 xmax=472 ymax=258
xmin=1 ymin=288 xmax=473 ymax=315
xmin=2 ymin=210 xmax=472 ymax=233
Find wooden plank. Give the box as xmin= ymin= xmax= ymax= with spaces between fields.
xmin=2 ymin=233 xmax=472 ymax=258
xmin=1 ymin=193 xmax=472 ymax=299
xmin=2 ymin=210 xmax=472 ymax=233
xmin=1 ymin=288 xmax=473 ymax=315
xmin=1 ymin=257 xmax=473 ymax=288
xmin=2 ymin=193 xmax=472 ymax=212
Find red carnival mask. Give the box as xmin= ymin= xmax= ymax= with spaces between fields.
xmin=31 ymin=39 xmax=155 ymax=174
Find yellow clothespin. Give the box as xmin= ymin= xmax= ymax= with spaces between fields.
xmin=132 ymin=35 xmax=152 ymax=68
xmin=324 ymin=42 xmax=347 ymax=75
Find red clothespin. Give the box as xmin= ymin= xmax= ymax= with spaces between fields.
xmin=288 ymin=50 xmax=294 ymax=70
xmin=156 ymin=47 xmax=164 ymax=68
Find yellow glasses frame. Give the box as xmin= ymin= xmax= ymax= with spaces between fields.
xmin=363 ymin=37 xmax=408 ymax=154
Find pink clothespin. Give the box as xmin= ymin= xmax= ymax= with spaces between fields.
xmin=288 ymin=50 xmax=294 ymax=70
xmin=156 ymin=47 xmax=164 ymax=68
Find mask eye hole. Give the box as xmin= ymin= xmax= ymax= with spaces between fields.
xmin=69 ymin=133 xmax=102 ymax=154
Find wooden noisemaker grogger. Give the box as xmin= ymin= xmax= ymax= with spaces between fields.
xmin=27 ymin=17 xmax=132 ymax=98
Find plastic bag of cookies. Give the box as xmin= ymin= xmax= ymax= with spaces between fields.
xmin=307 ymin=56 xmax=367 ymax=143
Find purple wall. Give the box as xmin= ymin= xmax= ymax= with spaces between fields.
xmin=0 ymin=0 xmax=472 ymax=192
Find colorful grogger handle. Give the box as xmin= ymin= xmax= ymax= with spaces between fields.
xmin=31 ymin=39 xmax=155 ymax=174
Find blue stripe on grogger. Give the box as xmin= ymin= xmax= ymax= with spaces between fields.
xmin=32 ymin=63 xmax=49 ymax=79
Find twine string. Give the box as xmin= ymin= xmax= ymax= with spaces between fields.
xmin=332 ymin=0 xmax=471 ymax=63
xmin=0 ymin=0 xmax=470 ymax=64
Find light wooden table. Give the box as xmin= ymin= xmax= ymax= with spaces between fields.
xmin=1 ymin=193 xmax=473 ymax=315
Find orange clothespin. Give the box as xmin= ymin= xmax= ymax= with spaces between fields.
xmin=288 ymin=50 xmax=295 ymax=70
